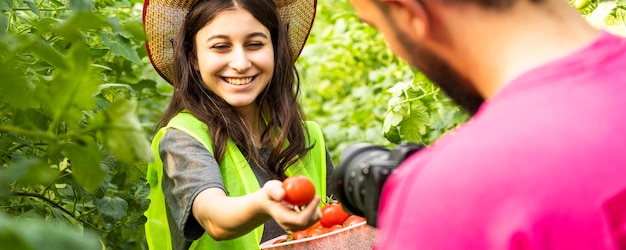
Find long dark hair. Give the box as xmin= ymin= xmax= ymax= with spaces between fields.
xmin=157 ymin=0 xmax=310 ymax=179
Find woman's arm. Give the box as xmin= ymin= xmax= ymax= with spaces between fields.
xmin=192 ymin=180 xmax=321 ymax=240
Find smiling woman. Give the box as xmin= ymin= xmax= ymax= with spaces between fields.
xmin=141 ymin=0 xmax=335 ymax=249
xmin=193 ymin=8 xmax=275 ymax=114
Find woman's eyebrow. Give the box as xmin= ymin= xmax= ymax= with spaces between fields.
xmin=205 ymin=32 xmax=269 ymax=43
xmin=247 ymin=32 xmax=269 ymax=39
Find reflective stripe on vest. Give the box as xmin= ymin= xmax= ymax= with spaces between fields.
xmin=145 ymin=112 xmax=327 ymax=250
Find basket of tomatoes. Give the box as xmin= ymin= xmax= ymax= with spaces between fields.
xmin=260 ymin=202 xmax=376 ymax=250
xmin=260 ymin=175 xmax=377 ymax=250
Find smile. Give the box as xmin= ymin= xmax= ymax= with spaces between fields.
xmin=223 ymin=76 xmax=254 ymax=85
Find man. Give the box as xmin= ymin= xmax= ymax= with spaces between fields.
xmin=349 ymin=0 xmax=626 ymax=249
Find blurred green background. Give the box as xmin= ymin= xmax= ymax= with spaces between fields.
xmin=0 ymin=0 xmax=624 ymax=249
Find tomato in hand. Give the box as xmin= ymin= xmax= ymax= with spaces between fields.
xmin=282 ymin=175 xmax=316 ymax=206
xmin=343 ymin=215 xmax=366 ymax=227
xmin=320 ymin=203 xmax=350 ymax=227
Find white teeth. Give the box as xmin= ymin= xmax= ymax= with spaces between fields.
xmin=224 ymin=77 xmax=252 ymax=85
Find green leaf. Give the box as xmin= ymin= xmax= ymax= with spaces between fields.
xmin=0 ymin=157 xmax=56 ymax=187
xmin=0 ymin=14 xmax=7 ymax=35
xmin=55 ymin=12 xmax=107 ymax=42
xmin=0 ymin=212 xmax=100 ymax=250
xmin=30 ymin=38 xmax=67 ymax=70
xmin=12 ymin=108 xmax=50 ymax=131
xmin=399 ymin=115 xmax=424 ymax=143
xmin=102 ymin=32 xmax=142 ymax=64
xmin=24 ymin=0 xmax=40 ymax=16
xmin=44 ymin=42 xmax=99 ymax=125
xmin=61 ymin=136 xmax=106 ymax=193
xmin=91 ymin=99 xmax=154 ymax=163
xmin=383 ymin=126 xmax=401 ymax=144
xmin=0 ymin=63 xmax=35 ymax=108
xmin=0 ymin=0 xmax=12 ymax=12
xmin=68 ymin=0 xmax=93 ymax=11
xmin=94 ymin=196 xmax=128 ymax=223
xmin=410 ymin=100 xmax=431 ymax=128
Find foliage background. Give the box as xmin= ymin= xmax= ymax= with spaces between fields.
xmin=0 ymin=0 xmax=624 ymax=249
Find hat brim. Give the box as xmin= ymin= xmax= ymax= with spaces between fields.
xmin=142 ymin=0 xmax=316 ymax=84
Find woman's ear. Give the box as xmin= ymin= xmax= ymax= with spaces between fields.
xmin=381 ymin=0 xmax=429 ymax=39
xmin=190 ymin=53 xmax=199 ymax=71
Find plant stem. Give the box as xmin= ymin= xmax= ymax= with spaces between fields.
xmin=10 ymin=191 xmax=100 ymax=231
xmin=386 ymin=91 xmax=437 ymax=113
xmin=0 ymin=125 xmax=55 ymax=139
xmin=13 ymin=7 xmax=69 ymax=11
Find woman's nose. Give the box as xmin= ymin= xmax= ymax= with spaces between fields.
xmin=228 ymin=47 xmax=252 ymax=72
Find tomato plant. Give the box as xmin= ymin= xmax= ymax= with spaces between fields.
xmin=282 ymin=175 xmax=316 ymax=206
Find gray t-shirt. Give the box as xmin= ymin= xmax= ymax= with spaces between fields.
xmin=159 ymin=129 xmax=335 ymax=250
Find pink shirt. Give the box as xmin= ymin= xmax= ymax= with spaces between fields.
xmin=375 ymin=32 xmax=626 ymax=250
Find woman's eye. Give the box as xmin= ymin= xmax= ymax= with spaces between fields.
xmin=211 ymin=44 xmax=230 ymax=50
xmin=247 ymin=42 xmax=264 ymax=49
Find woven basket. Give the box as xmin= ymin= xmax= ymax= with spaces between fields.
xmin=259 ymin=222 xmax=378 ymax=250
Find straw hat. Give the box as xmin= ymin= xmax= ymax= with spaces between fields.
xmin=142 ymin=0 xmax=316 ymax=84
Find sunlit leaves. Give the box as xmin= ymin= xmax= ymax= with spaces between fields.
xmin=299 ymin=0 xmax=467 ymax=161
xmin=575 ymin=0 xmax=626 ymax=35
xmin=0 ymin=0 xmax=157 ymax=248
xmin=299 ymin=2 xmax=405 ymax=160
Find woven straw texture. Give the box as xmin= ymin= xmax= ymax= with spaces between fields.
xmin=143 ymin=0 xmax=316 ymax=84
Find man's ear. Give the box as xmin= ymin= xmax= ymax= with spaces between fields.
xmin=381 ymin=0 xmax=429 ymax=38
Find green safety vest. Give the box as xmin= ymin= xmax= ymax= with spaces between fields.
xmin=145 ymin=112 xmax=327 ymax=249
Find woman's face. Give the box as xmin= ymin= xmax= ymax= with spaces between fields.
xmin=194 ymin=7 xmax=274 ymax=112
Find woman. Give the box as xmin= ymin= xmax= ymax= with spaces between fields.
xmin=142 ymin=0 xmax=333 ymax=249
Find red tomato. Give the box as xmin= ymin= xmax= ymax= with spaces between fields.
xmin=308 ymin=221 xmax=323 ymax=230
xmin=273 ymin=239 xmax=285 ymax=244
xmin=307 ymin=227 xmax=330 ymax=237
xmin=282 ymin=175 xmax=316 ymax=206
xmin=329 ymin=224 xmax=343 ymax=231
xmin=292 ymin=230 xmax=307 ymax=240
xmin=320 ymin=203 xmax=350 ymax=227
xmin=343 ymin=215 xmax=366 ymax=227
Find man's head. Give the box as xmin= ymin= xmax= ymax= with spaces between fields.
xmin=349 ymin=0 xmax=555 ymax=115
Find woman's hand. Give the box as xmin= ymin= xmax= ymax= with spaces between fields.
xmin=261 ymin=180 xmax=322 ymax=232
xmin=192 ymin=180 xmax=321 ymax=240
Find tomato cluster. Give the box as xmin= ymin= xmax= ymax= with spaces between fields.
xmin=274 ymin=201 xmax=366 ymax=244
xmin=277 ymin=177 xmax=366 ymax=244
